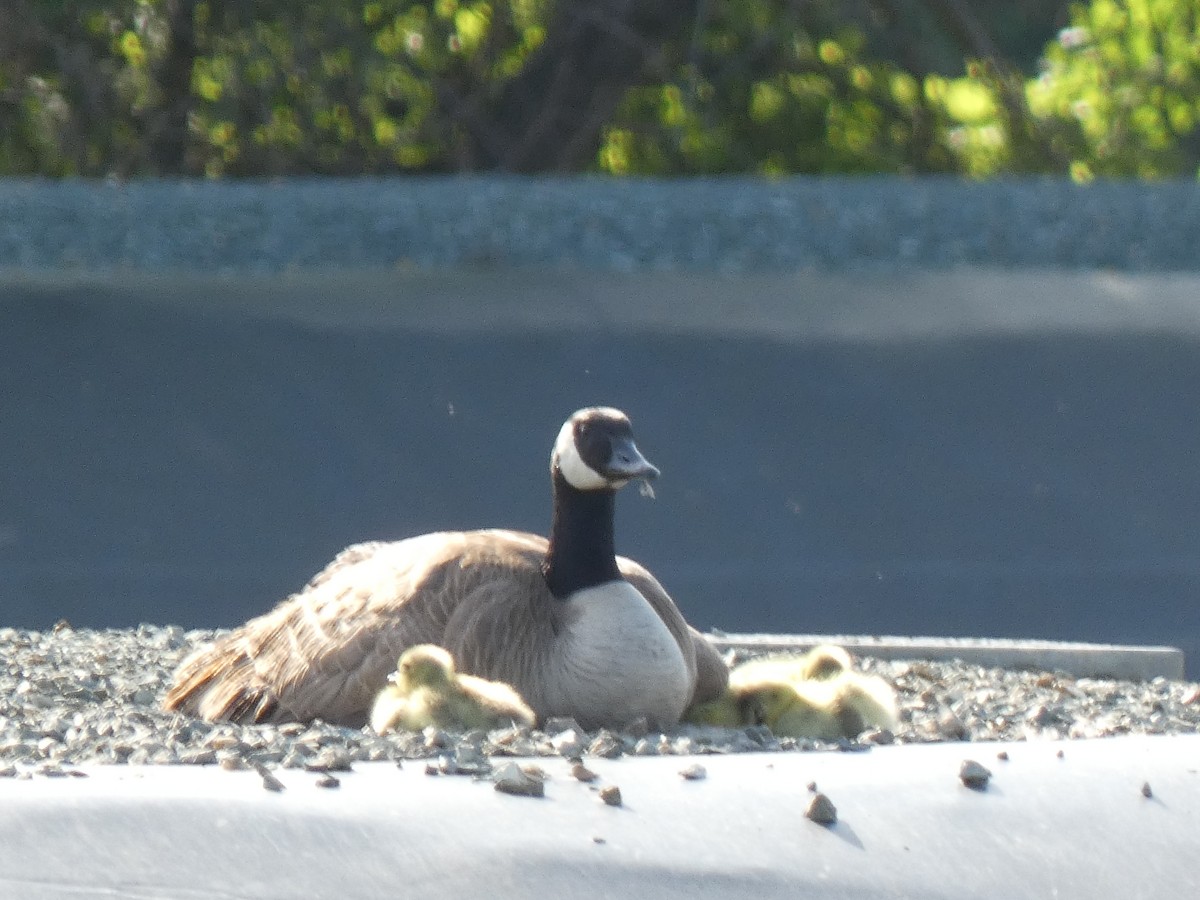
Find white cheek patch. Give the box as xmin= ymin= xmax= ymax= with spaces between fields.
xmin=553 ymin=419 xmax=608 ymax=490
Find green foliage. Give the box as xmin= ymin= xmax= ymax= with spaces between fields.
xmin=0 ymin=0 xmax=145 ymax=175
xmin=1028 ymin=0 xmax=1200 ymax=178
xmin=0 ymin=0 xmax=550 ymax=176
xmin=187 ymin=0 xmax=550 ymax=174
xmin=940 ymin=0 xmax=1200 ymax=180
xmin=598 ymin=3 xmax=956 ymax=176
xmin=4 ymin=0 xmax=1200 ymax=179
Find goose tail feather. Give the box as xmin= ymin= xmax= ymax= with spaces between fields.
xmin=163 ymin=640 xmax=281 ymax=724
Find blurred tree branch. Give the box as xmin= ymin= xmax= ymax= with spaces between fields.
xmin=143 ymin=0 xmax=199 ymax=175
xmin=450 ymin=0 xmax=699 ymax=171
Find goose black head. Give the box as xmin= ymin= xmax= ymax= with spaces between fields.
xmin=551 ymin=407 xmax=660 ymax=491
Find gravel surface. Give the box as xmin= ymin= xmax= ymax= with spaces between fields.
xmin=1 ymin=624 xmax=1196 ymax=773
xmin=4 ymin=178 xmax=1200 ymax=273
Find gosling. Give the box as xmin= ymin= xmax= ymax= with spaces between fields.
xmin=370 ymin=645 xmax=536 ymax=734
xmin=683 ymin=646 xmax=897 ymax=740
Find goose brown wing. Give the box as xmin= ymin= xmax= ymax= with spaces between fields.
xmin=164 ymin=533 xmax=516 ymax=726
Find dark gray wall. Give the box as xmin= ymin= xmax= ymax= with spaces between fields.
xmin=2 ymin=266 xmax=1198 ymax=676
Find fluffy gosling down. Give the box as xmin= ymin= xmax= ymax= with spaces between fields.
xmin=370 ymin=644 xmax=537 ymax=734
xmin=684 ymin=645 xmax=898 ymax=741
xmin=725 ymin=643 xmax=854 ymax=685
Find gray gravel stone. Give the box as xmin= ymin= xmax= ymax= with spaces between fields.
xmin=493 ymin=762 xmax=544 ymax=798
xmin=570 ymin=762 xmax=599 ymax=783
xmin=959 ymin=759 xmax=992 ymax=791
xmin=598 ymin=785 xmax=623 ymax=807
xmin=805 ymin=792 xmax=838 ymax=825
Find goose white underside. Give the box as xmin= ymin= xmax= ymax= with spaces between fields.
xmin=547 ymin=580 xmax=691 ymax=729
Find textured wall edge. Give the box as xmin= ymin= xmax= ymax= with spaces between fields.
xmin=2 ymin=176 xmax=1198 ymax=273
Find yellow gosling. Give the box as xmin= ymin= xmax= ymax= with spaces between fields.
xmin=683 ymin=645 xmax=898 ymax=741
xmin=681 ymin=692 xmax=745 ymax=728
xmin=370 ymin=645 xmax=536 ymax=734
xmin=762 ymin=674 xmax=898 ymax=740
xmin=727 ymin=644 xmax=853 ymax=688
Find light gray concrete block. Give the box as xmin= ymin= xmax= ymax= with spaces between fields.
xmin=711 ymin=634 xmax=1187 ymax=681
xmin=0 ymin=736 xmax=1196 ymax=899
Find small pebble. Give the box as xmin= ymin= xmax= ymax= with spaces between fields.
xmin=305 ymin=748 xmax=353 ymax=773
xmin=806 ymin=781 xmax=818 ymax=792
xmin=570 ymin=762 xmax=599 ymax=783
xmin=588 ymin=732 xmax=624 ymax=759
xmin=959 ymin=759 xmax=991 ymax=791
xmin=936 ymin=710 xmax=970 ymax=741
xmin=543 ymin=717 xmax=583 ymax=735
xmin=316 ymin=773 xmax=341 ymax=789
xmin=679 ymin=763 xmax=707 ymax=781
xmin=592 ymin=836 xmax=606 ymax=845
xmin=1056 ymin=749 xmax=1065 ymax=759
xmin=255 ymin=763 xmax=285 ymax=793
xmin=805 ymin=792 xmax=837 ymax=825
xmin=551 ymin=729 xmax=586 ymax=758
xmin=598 ymin=785 xmax=623 ymax=807
xmin=996 ymin=750 xmax=1009 ymax=761
xmin=1141 ymin=781 xmax=1152 ymax=799
xmin=493 ymin=762 xmax=544 ymax=798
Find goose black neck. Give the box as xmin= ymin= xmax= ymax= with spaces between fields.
xmin=542 ymin=469 xmax=622 ymax=599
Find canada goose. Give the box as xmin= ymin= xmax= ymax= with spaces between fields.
xmin=370 ymin=644 xmax=536 ymax=733
xmin=165 ymin=406 xmax=728 ymax=730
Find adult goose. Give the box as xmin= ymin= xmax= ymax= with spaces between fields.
xmin=165 ymin=406 xmax=728 ymax=730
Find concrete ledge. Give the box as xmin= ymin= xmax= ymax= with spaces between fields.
xmin=711 ymin=634 xmax=1187 ymax=681
xmin=1 ymin=736 xmax=1196 ymax=899
xmin=10 ymin=267 xmax=1200 ymax=339
xmin=4 ymin=177 xmax=1200 ymax=272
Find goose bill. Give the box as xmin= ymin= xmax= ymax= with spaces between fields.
xmin=601 ymin=437 xmax=660 ymax=482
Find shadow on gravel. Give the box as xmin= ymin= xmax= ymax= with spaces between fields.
xmin=2 ymin=279 xmax=1197 ymax=675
